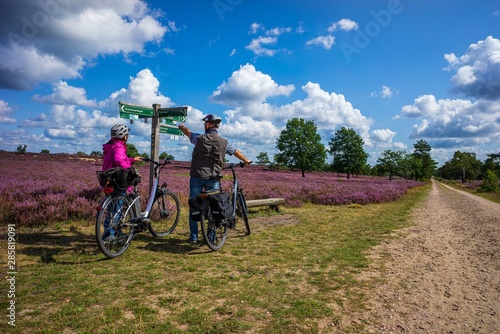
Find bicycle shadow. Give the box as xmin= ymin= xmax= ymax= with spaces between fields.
xmin=12 ymin=227 xmax=103 ymax=264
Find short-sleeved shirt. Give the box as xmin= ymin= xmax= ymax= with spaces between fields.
xmin=189 ymin=128 xmax=235 ymax=179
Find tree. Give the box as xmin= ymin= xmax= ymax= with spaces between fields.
xmin=159 ymin=151 xmax=174 ymax=161
xmin=274 ymin=118 xmax=326 ymax=177
xmin=16 ymin=145 xmax=27 ymax=154
xmin=438 ymin=151 xmax=482 ymax=182
xmin=377 ymin=150 xmax=405 ymax=181
xmin=40 ymin=149 xmax=50 ymax=154
xmin=328 ymin=127 xmax=368 ymax=179
xmin=256 ymin=152 xmax=271 ymax=166
xmin=482 ymin=153 xmax=500 ymax=178
xmin=126 ymin=143 xmax=140 ymax=158
xmin=411 ymin=139 xmax=437 ymax=180
xmin=90 ymin=151 xmax=103 ymax=156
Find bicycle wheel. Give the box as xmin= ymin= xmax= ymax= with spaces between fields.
xmin=149 ymin=190 xmax=180 ymax=237
xmin=96 ymin=195 xmax=134 ymax=258
xmin=200 ymin=205 xmax=228 ymax=251
xmin=236 ymin=192 xmax=251 ymax=236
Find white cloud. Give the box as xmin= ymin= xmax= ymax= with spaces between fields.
xmin=33 ymin=81 xmax=97 ymax=107
xmin=265 ymin=27 xmax=292 ymax=37
xmin=306 ymin=35 xmax=335 ymax=50
xmin=245 ymin=36 xmax=278 ymax=56
xmin=0 ymin=0 xmax=168 ymax=90
xmin=327 ymin=19 xmax=359 ymax=32
xmin=444 ymin=36 xmax=500 ymax=100
xmin=0 ymin=100 xmax=16 ymax=124
xmin=399 ymin=94 xmax=500 ymax=147
xmin=371 ymin=128 xmax=396 ymax=143
xmin=249 ymin=22 xmax=262 ymax=34
xmin=210 ymin=64 xmax=295 ymax=107
xmin=276 ymin=82 xmax=373 ymax=142
xmin=371 ymin=85 xmax=394 ymax=98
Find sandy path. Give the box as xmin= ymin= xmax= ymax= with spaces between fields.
xmin=351 ymin=181 xmax=499 ymax=333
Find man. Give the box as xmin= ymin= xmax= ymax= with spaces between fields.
xmin=178 ymin=114 xmax=251 ymax=243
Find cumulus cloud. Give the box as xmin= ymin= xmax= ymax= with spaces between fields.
xmin=33 ymin=81 xmax=97 ymax=107
xmin=15 ymin=68 xmax=174 ymax=146
xmin=0 ymin=0 xmax=168 ymax=90
xmin=371 ymin=85 xmax=395 ymax=98
xmin=399 ymin=94 xmax=500 ymax=148
xmin=306 ymin=35 xmax=335 ymax=49
xmin=210 ymin=64 xmax=295 ymax=108
xmin=245 ymin=36 xmax=278 ymax=56
xmin=327 ymin=19 xmax=359 ymax=32
xmin=276 ymin=82 xmax=373 ymax=142
xmin=444 ymin=36 xmax=500 ymax=100
xmin=0 ymin=100 xmax=16 ymax=124
xmin=245 ymin=23 xmax=293 ymax=56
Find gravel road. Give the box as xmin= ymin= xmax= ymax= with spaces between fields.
xmin=350 ymin=180 xmax=499 ymax=333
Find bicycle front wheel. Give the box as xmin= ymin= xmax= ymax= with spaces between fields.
xmin=236 ymin=192 xmax=251 ymax=236
xmin=200 ymin=206 xmax=228 ymax=251
xmin=96 ymin=195 xmax=134 ymax=258
xmin=149 ymin=190 xmax=180 ymax=237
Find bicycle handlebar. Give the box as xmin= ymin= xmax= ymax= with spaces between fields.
xmin=224 ymin=160 xmax=253 ymax=169
xmin=142 ymin=157 xmax=172 ymax=165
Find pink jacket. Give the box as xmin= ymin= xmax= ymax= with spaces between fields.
xmin=102 ymin=138 xmax=135 ymax=171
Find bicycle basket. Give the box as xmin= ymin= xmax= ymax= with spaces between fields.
xmin=96 ymin=166 xmax=140 ymax=189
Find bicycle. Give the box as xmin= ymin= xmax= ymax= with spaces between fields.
xmin=95 ymin=158 xmax=180 ymax=258
xmin=195 ymin=161 xmax=251 ymax=251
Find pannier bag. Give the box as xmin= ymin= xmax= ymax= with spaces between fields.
xmin=208 ymin=192 xmax=233 ymax=220
xmin=188 ymin=196 xmax=205 ymax=221
xmin=96 ymin=166 xmax=141 ymax=189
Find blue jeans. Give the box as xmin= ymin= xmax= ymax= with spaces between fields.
xmin=189 ymin=177 xmax=219 ymax=241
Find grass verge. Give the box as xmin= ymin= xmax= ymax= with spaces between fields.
xmin=0 ymin=184 xmax=430 ymax=333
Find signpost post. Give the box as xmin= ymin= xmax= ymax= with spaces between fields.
xmin=118 ymin=101 xmax=188 ymax=192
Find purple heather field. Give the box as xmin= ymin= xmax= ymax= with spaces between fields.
xmin=0 ymin=151 xmax=425 ymax=227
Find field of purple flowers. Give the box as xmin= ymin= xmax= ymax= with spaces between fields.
xmin=0 ymin=151 xmax=425 ymax=227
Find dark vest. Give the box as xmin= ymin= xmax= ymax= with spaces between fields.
xmin=190 ymin=131 xmax=228 ymax=179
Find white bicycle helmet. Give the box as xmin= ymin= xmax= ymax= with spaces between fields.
xmin=110 ymin=124 xmax=129 ymax=139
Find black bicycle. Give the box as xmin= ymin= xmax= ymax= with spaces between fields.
xmin=95 ymin=158 xmax=180 ymax=258
xmin=194 ymin=161 xmax=251 ymax=251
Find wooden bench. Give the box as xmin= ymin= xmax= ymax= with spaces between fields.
xmin=246 ymin=198 xmax=285 ymax=212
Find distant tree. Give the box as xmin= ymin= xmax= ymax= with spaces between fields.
xmin=40 ymin=149 xmax=50 ymax=154
xmin=275 ymin=118 xmax=326 ymax=177
xmin=126 ymin=143 xmax=140 ymax=158
xmin=411 ymin=139 xmax=437 ymax=180
xmin=481 ymin=153 xmax=500 ymax=178
xmin=76 ymin=151 xmax=86 ymax=155
xmin=159 ymin=152 xmax=174 ymax=161
xmin=256 ymin=152 xmax=271 ymax=166
xmin=90 ymin=151 xmax=103 ymax=156
xmin=438 ymin=151 xmax=482 ymax=182
xmin=328 ymin=127 xmax=368 ymax=179
xmin=377 ymin=150 xmax=405 ymax=181
xmin=16 ymin=145 xmax=27 ymax=154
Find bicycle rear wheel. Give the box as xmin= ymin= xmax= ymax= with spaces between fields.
xmin=200 ymin=206 xmax=228 ymax=251
xmin=149 ymin=190 xmax=180 ymax=237
xmin=96 ymin=195 xmax=134 ymax=258
xmin=236 ymin=192 xmax=251 ymax=236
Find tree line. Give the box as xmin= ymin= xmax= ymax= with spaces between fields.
xmin=255 ymin=118 xmax=499 ymax=187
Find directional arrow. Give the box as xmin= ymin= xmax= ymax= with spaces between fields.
xmin=119 ymin=102 xmax=154 ymax=118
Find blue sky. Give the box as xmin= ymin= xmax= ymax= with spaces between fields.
xmin=0 ymin=0 xmax=499 ymax=166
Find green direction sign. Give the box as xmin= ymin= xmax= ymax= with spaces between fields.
xmin=119 ymin=102 xmax=154 ymax=119
xmin=159 ymin=124 xmax=183 ymax=136
xmin=158 ymin=107 xmax=187 ymax=120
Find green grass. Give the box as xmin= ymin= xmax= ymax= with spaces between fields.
xmin=0 ymin=184 xmax=430 ymax=333
xmin=438 ymin=179 xmax=500 ymax=204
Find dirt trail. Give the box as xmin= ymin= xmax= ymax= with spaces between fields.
xmin=350 ymin=181 xmax=499 ymax=333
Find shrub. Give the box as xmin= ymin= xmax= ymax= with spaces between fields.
xmin=478 ymin=170 xmax=499 ymax=193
